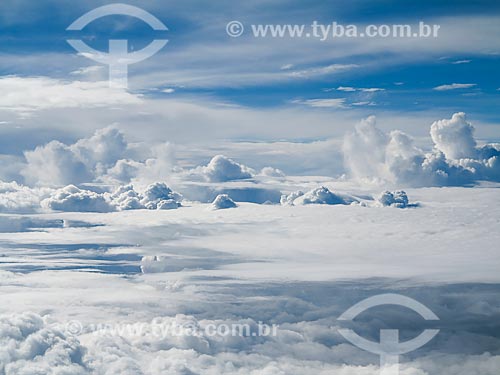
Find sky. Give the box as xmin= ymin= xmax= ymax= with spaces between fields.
xmin=0 ymin=0 xmax=499 ymax=145
xmin=0 ymin=0 xmax=500 ymax=184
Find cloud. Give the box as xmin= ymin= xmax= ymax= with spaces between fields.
xmin=433 ymin=83 xmax=477 ymax=91
xmin=281 ymin=186 xmax=358 ymax=206
xmin=287 ymin=64 xmax=358 ymax=78
xmin=0 ymin=76 xmax=140 ymax=114
xmin=22 ymin=141 xmax=94 ymax=186
xmin=22 ymin=126 xmax=130 ymax=186
xmin=139 ymin=182 xmax=183 ymax=210
xmin=259 ymin=167 xmax=285 ymax=178
xmin=293 ymin=98 xmax=347 ymax=108
xmin=376 ymin=190 xmax=411 ymax=208
xmin=0 ymin=312 xmax=86 ymax=374
xmin=0 ymin=181 xmax=51 ymax=213
xmin=343 ymin=113 xmax=500 ymax=186
xmin=191 ymin=155 xmax=254 ymax=182
xmin=336 ymin=86 xmax=384 ymax=92
xmin=41 ymin=185 xmax=115 ymax=213
xmin=430 ymin=112 xmax=477 ymax=160
xmin=70 ymin=66 xmax=104 ymax=76
xmin=211 ymin=194 xmax=237 ymax=210
xmin=451 ymin=60 xmax=471 ymax=64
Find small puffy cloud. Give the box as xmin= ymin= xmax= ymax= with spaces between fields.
xmin=433 ymin=83 xmax=477 ymax=91
xmin=281 ymin=186 xmax=357 ymax=206
xmin=162 ymin=88 xmax=175 ymax=94
xmin=430 ymin=112 xmax=477 ymax=160
xmin=377 ymin=190 xmax=410 ymax=208
xmin=110 ymin=184 xmax=144 ymax=210
xmin=260 ymin=167 xmax=285 ymax=178
xmin=211 ymin=194 xmax=237 ymax=210
xmin=41 ymin=185 xmax=115 ymax=213
xmin=193 ymin=155 xmax=253 ymax=182
xmin=139 ymin=182 xmax=182 ymax=210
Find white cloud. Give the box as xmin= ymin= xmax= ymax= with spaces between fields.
xmin=336 ymin=86 xmax=357 ymax=92
xmin=0 ymin=181 xmax=51 ymax=213
xmin=377 ymin=190 xmax=410 ymax=208
xmin=287 ymin=64 xmax=358 ymax=78
xmin=211 ymin=194 xmax=237 ymax=210
xmin=41 ymin=185 xmax=115 ymax=213
xmin=281 ymin=186 xmax=358 ymax=206
xmin=22 ymin=126 xmax=130 ymax=186
xmin=0 ymin=76 xmax=141 ymax=114
xmin=70 ymin=65 xmax=104 ymax=76
xmin=451 ymin=59 xmax=471 ymax=64
xmin=343 ymin=113 xmax=500 ymax=186
xmin=190 ymin=155 xmax=254 ymax=182
xmin=293 ymin=98 xmax=347 ymax=108
xmin=22 ymin=141 xmax=94 ymax=186
xmin=336 ymin=86 xmax=384 ymax=92
xmin=139 ymin=182 xmax=182 ymax=210
xmin=0 ymin=312 xmax=87 ymax=374
xmin=162 ymin=88 xmax=175 ymax=94
xmin=430 ymin=112 xmax=477 ymax=159
xmin=433 ymin=83 xmax=477 ymax=91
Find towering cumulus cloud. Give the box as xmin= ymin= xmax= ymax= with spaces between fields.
xmin=343 ymin=113 xmax=500 ymax=186
xmin=22 ymin=127 xmax=129 ymax=186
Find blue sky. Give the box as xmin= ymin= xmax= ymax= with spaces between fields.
xmin=0 ymin=0 xmax=499 ymax=150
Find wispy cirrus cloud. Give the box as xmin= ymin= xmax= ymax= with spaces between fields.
xmin=292 ymin=98 xmax=347 ymax=108
xmin=433 ymin=83 xmax=477 ymax=91
xmin=332 ymin=86 xmax=385 ymax=92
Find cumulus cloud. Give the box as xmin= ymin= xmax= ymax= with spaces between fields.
xmin=22 ymin=141 xmax=93 ymax=186
xmin=191 ymin=155 xmax=254 ymax=182
xmin=41 ymin=185 xmax=115 ymax=213
xmin=38 ymin=182 xmax=183 ymax=213
xmin=22 ymin=126 xmax=130 ymax=187
xmin=139 ymin=182 xmax=183 ymax=210
xmin=377 ymin=190 xmax=411 ymax=208
xmin=281 ymin=186 xmax=358 ymax=206
xmin=430 ymin=112 xmax=477 ymax=160
xmin=211 ymin=194 xmax=237 ymax=210
xmin=343 ymin=113 xmax=500 ymax=186
xmin=0 ymin=312 xmax=86 ymax=374
xmin=0 ymin=181 xmax=51 ymax=213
